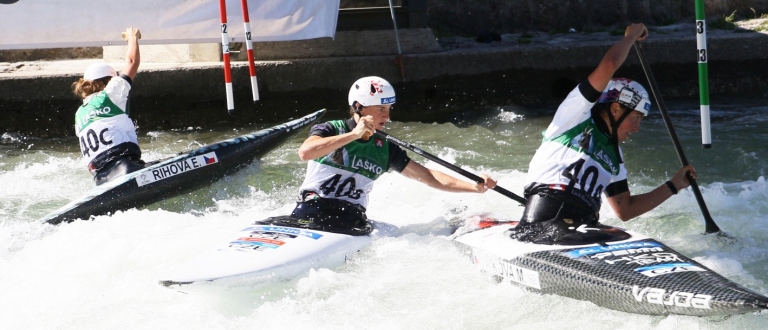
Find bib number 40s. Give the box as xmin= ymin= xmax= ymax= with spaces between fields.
xmin=319 ymin=174 xmax=362 ymax=199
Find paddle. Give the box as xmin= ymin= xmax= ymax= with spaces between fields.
xmin=633 ymin=41 xmax=721 ymax=234
xmin=374 ymin=130 xmax=526 ymax=205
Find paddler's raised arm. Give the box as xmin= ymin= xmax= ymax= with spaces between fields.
xmin=121 ymin=27 xmax=141 ymax=81
xmin=587 ymin=23 xmax=648 ymax=92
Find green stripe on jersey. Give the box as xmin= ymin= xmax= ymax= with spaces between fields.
xmin=75 ymin=92 xmax=126 ymax=132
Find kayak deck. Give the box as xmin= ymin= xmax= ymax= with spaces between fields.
xmin=454 ymin=216 xmax=768 ymax=316
xmin=160 ymin=223 xmax=371 ymax=290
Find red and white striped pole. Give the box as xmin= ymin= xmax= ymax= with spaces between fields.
xmin=240 ymin=0 xmax=260 ymax=102
xmin=219 ymin=0 xmax=235 ymax=114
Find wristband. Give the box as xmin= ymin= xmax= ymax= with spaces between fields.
xmin=665 ymin=181 xmax=678 ymax=195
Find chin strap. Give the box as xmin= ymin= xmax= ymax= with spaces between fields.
xmin=352 ymin=101 xmax=363 ymax=118
xmin=606 ymin=105 xmax=633 ymax=152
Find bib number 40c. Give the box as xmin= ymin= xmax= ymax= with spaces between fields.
xmin=319 ymin=174 xmax=362 ymax=199
xmin=80 ymin=127 xmax=113 ymax=157
xmin=562 ymin=158 xmax=604 ymax=198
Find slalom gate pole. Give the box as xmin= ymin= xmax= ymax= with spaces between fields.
xmin=633 ymin=42 xmax=722 ymax=234
xmin=240 ymin=0 xmax=259 ymax=103
xmin=387 ymin=0 xmax=406 ymax=80
xmin=695 ymin=0 xmax=712 ymax=148
xmin=219 ymin=0 xmax=235 ymax=114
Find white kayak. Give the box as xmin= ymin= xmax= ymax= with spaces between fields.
xmin=453 ymin=215 xmax=768 ymax=316
xmin=160 ymin=222 xmax=372 ymax=290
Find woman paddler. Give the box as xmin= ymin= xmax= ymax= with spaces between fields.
xmin=511 ymin=23 xmax=698 ymax=243
xmin=71 ymin=27 xmax=145 ymax=186
xmin=286 ymin=76 xmax=497 ymax=234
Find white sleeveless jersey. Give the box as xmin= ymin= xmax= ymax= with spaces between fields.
xmin=74 ymin=77 xmax=139 ymax=167
xmin=525 ymin=85 xmax=627 ymax=210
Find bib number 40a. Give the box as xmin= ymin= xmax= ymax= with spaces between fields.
xmin=562 ymin=158 xmax=603 ymax=198
xmin=319 ymin=174 xmax=362 ymax=199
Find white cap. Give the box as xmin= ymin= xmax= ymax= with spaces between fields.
xmin=83 ymin=63 xmax=117 ymax=81
xmin=348 ymin=76 xmax=396 ymax=107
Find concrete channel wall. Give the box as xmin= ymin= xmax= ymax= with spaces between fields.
xmin=2 ymin=1 xmax=768 ymax=137
xmin=427 ymin=0 xmax=768 ymax=34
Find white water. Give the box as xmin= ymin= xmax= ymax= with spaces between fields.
xmin=2 ymin=103 xmax=768 ymax=329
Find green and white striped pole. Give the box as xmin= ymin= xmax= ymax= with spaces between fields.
xmin=696 ymin=0 xmax=712 ymax=148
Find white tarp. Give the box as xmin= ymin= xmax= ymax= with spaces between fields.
xmin=0 ymin=0 xmax=340 ymax=50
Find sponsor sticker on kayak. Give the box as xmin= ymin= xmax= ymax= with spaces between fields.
xmin=230 ymin=237 xmax=286 ymax=249
xmin=564 ymin=241 xmax=662 ymax=258
xmin=634 ymin=263 xmax=706 ymax=277
xmin=632 ymin=285 xmax=712 ymax=309
xmin=586 ymin=246 xmax=665 ymax=262
xmin=135 ymin=152 xmax=218 ymax=187
xmin=599 ymin=252 xmax=683 ymax=266
xmin=243 ymin=226 xmax=324 ymax=240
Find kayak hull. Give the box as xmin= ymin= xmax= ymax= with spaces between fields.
xmin=160 ymin=223 xmax=371 ymax=289
xmin=41 ymin=109 xmax=326 ymax=225
xmin=454 ymin=217 xmax=768 ymax=316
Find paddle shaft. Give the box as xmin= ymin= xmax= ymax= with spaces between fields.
xmin=374 ymin=130 xmax=526 ymax=205
xmin=633 ymin=42 xmax=720 ymax=234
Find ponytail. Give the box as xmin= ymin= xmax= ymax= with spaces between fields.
xmin=71 ymin=77 xmax=111 ymax=99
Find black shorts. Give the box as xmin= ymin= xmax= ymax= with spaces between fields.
xmin=510 ymin=189 xmax=600 ymax=244
xmin=93 ymin=156 xmax=148 ymax=186
xmin=285 ymin=193 xmax=371 ymax=235
xmin=520 ymin=192 xmax=598 ymax=225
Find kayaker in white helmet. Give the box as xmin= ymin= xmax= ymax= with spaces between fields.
xmin=291 ymin=76 xmax=497 ymax=234
xmin=513 ymin=23 xmax=697 ymax=243
xmin=71 ymin=27 xmax=146 ymax=186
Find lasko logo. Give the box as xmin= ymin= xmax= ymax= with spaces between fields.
xmin=592 ymin=149 xmax=618 ymax=174
xmin=380 ymin=96 xmax=396 ymax=104
xmin=77 ymin=106 xmax=113 ymax=129
xmin=632 ymin=285 xmax=712 ymax=309
xmin=565 ymin=241 xmax=662 ymax=258
xmin=634 ymin=263 xmax=706 ymax=278
xmin=135 ymin=152 xmax=217 ymax=186
xmin=246 ymin=226 xmax=323 ymax=240
xmin=351 ymin=155 xmax=383 ymax=174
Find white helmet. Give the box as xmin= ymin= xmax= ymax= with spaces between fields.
xmin=348 ymin=76 xmax=396 ymax=108
xmin=597 ymin=78 xmax=652 ymax=116
xmin=83 ymin=63 xmax=117 ymax=81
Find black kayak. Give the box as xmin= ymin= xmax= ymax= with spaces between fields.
xmin=41 ymin=109 xmax=325 ymax=225
xmin=454 ymin=216 xmax=768 ymax=316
